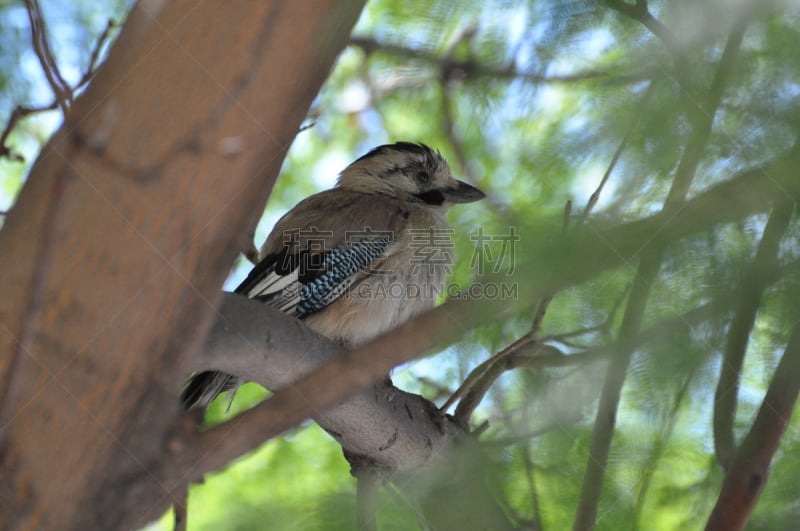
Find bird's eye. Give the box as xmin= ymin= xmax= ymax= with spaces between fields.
xmin=416 ymin=171 xmax=430 ymax=184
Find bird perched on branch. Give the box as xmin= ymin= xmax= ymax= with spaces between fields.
xmin=181 ymin=142 xmax=485 ymax=409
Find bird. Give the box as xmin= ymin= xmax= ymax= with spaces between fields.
xmin=180 ymin=142 xmax=485 ymax=409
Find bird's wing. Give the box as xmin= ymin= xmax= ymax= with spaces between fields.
xmin=238 ymin=189 xmax=409 ymax=317
xmin=236 ymin=232 xmax=394 ymax=317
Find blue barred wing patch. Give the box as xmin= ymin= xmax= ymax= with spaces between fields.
xmin=236 ymin=234 xmax=393 ymax=318
xmin=296 ymin=235 xmax=393 ymax=316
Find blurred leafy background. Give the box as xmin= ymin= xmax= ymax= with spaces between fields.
xmin=2 ymin=0 xmax=800 ymax=529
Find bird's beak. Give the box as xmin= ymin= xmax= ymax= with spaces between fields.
xmin=443 ymin=179 xmax=486 ymax=204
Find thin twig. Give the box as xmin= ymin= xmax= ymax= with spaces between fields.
xmin=549 ymin=337 xmax=592 ymax=350
xmin=542 ymin=284 xmax=630 ymax=343
xmin=563 ymin=200 xmax=573 ymax=229
xmin=529 ymin=296 xmax=553 ymax=340
xmin=25 ymin=0 xmax=72 ymax=114
xmin=415 ymin=376 xmax=454 ymax=402
xmin=604 ymin=0 xmax=694 ymax=94
xmin=75 ymin=18 xmax=117 ymax=90
xmin=440 ymin=79 xmax=512 ymax=218
xmin=440 ymin=87 xmax=479 ymax=185
xmin=0 ymin=103 xmax=58 ymax=161
xmin=1 ymin=15 xmax=117 ymax=161
xmin=631 ymin=369 xmax=695 ymax=526
xmin=605 ymin=0 xmax=680 ymax=53
xmin=297 ymin=120 xmax=317 ymax=133
xmin=454 ymin=344 xmax=565 ymax=423
xmin=528 ymin=199 xmax=571 ymax=338
xmin=580 ymin=82 xmax=656 ymax=223
xmin=441 ymin=334 xmax=535 ymax=413
xmin=437 ymin=27 xmax=485 ymax=193
xmin=486 ymin=413 xmax=585 ymax=447
xmin=527 ymin=201 xmax=574 ymax=354
xmin=520 ymin=444 xmax=543 ymax=531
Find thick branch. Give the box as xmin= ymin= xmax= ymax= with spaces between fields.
xmin=186 ymin=295 xmax=463 ymax=475
xmin=713 ymin=200 xmax=794 ymax=469
xmin=706 ymin=323 xmax=800 ymax=530
xmin=350 ymin=36 xmax=634 ymax=86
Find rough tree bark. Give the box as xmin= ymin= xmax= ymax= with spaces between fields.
xmin=0 ymin=1 xmax=365 ymax=529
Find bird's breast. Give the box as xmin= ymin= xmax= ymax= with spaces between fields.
xmin=304 ymin=225 xmax=452 ymax=348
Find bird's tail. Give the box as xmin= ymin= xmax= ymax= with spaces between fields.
xmin=180 ymin=371 xmax=242 ymax=410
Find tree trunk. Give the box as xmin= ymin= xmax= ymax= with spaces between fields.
xmin=0 ymin=1 xmax=364 ymax=529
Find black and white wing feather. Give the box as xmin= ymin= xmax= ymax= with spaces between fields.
xmin=239 ymin=235 xmax=393 ymax=317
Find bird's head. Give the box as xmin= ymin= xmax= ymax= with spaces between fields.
xmin=337 ymin=142 xmax=485 ymax=209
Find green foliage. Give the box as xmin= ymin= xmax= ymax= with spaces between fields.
xmin=186 ymin=426 xmax=354 ymax=531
